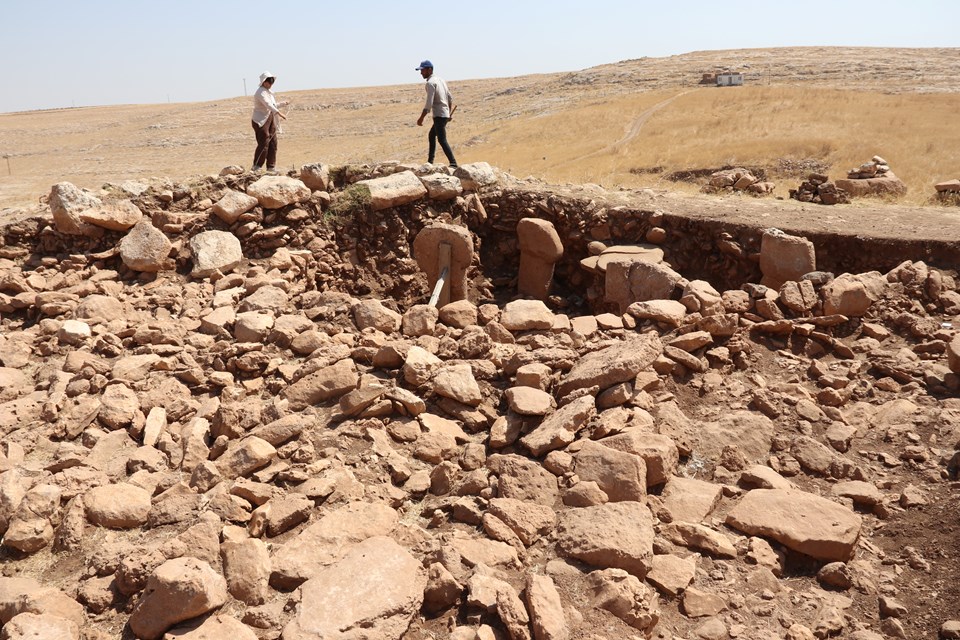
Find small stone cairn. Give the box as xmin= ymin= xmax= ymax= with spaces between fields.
xmin=702 ymin=168 xmax=775 ymax=196
xmin=834 ymin=155 xmax=907 ymax=198
xmin=789 ymin=173 xmax=849 ymax=205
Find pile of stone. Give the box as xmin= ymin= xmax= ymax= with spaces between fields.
xmin=1 ymin=165 xmax=960 ymax=640
xmin=789 ymin=173 xmax=850 ymax=205
xmin=702 ymin=168 xmax=775 ymax=196
xmin=835 ymin=155 xmax=907 ymax=198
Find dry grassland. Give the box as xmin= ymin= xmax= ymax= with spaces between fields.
xmin=2 ymin=47 xmax=960 ymax=211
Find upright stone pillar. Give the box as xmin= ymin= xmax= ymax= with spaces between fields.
xmin=414 ymin=223 xmax=474 ymax=305
xmin=517 ymin=218 xmax=563 ymax=300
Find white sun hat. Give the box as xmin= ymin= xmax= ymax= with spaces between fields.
xmin=259 ymin=71 xmax=275 ymax=84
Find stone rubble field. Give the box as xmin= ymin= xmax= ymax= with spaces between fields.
xmin=0 ymin=161 xmax=959 ymax=640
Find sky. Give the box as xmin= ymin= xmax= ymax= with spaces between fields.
xmin=2 ymin=0 xmax=957 ymax=113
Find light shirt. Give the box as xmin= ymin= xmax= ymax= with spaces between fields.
xmin=252 ymin=85 xmax=281 ymax=127
xmin=423 ymin=75 xmax=453 ymax=118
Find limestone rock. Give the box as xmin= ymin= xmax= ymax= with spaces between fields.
xmin=190 ymin=231 xmax=243 ymax=278
xmin=759 ymin=229 xmax=816 ymax=289
xmin=246 ymin=176 xmax=310 ymax=209
xmin=501 ymin=300 xmax=554 ymax=331
xmin=726 ymin=489 xmax=862 ymax=561
xmin=420 ymin=173 xmax=463 ymax=200
xmin=556 ymin=502 xmax=654 ymax=577
xmin=557 ymin=334 xmax=662 ymax=397
xmin=355 ymin=171 xmax=427 ymax=211
xmin=353 ymin=299 xmax=402 ymax=333
xmin=128 ymin=557 xmax=228 ymax=640
xmin=283 ymin=359 xmax=358 ymax=410
xmin=520 ymin=396 xmax=595 ymax=456
xmin=1 ymin=612 xmax=79 ymax=640
xmin=299 ymin=163 xmax=330 ymax=191
xmin=454 ymin=162 xmax=497 ymax=191
xmin=587 ymin=568 xmax=660 ymax=633
xmin=212 ymin=190 xmax=259 ymax=224
xmin=78 ymin=199 xmax=143 ymax=231
xmin=572 ymin=440 xmax=646 ymax=502
xmin=48 ymin=182 xmax=101 ymax=236
xmin=120 ymin=221 xmax=172 ymax=272
xmin=281 ymin=536 xmax=426 ymax=640
xmin=85 ymin=484 xmax=152 ymax=528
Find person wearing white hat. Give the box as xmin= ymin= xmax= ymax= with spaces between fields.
xmin=415 ymin=60 xmax=458 ymax=168
xmin=251 ymin=72 xmax=288 ymax=171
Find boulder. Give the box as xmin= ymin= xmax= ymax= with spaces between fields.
xmin=281 ymin=537 xmax=426 ymax=640
xmin=190 ymin=231 xmax=243 ymax=278
xmin=520 ymin=395 xmax=595 ymax=456
xmin=759 ymin=229 xmax=816 ymax=289
xmin=438 ymin=300 xmax=478 ymax=328
xmin=821 ymin=274 xmax=873 ymax=316
xmin=212 ymin=190 xmax=259 ymax=224
xmin=505 ymin=386 xmax=556 ymax=417
xmin=355 ymin=171 xmax=427 ymax=211
xmin=420 ymin=173 xmax=463 ymax=200
xmin=598 ymin=431 xmax=679 ymax=487
xmin=572 ymin=440 xmax=646 ymax=502
xmin=501 ymin=300 xmax=554 ymax=331
xmin=246 ymin=176 xmax=310 ymax=209
xmin=283 ymin=359 xmax=358 ymax=410
xmin=586 ymin=568 xmax=660 ymax=633
xmin=726 ymin=489 xmax=862 ymax=561
xmin=120 ymin=221 xmax=172 ymax=272
xmin=353 ymin=299 xmax=402 ymax=333
xmin=835 ymin=172 xmax=907 ymax=198
xmin=163 ymin=615 xmax=258 ymax=640
xmin=85 ymin=484 xmax=152 ymax=528
xmin=270 ymin=501 xmax=399 ymax=587
xmin=454 ymin=162 xmax=497 ymax=191
xmin=556 ymin=502 xmax=654 ymax=577
xmin=432 ymin=364 xmax=482 ymax=406
xmin=606 ymin=261 xmax=682 ymax=313
xmin=525 ymin=574 xmax=568 ymax=640
xmin=128 ymin=558 xmax=228 ymax=640
xmin=78 ymin=200 xmax=143 ymax=231
xmin=221 ymin=538 xmax=271 ymax=605
xmin=557 ymin=334 xmax=662 ymax=397
xmin=48 ymin=182 xmax=101 ymax=236
xmin=299 ymin=163 xmax=330 ymax=191
xmin=627 ymin=300 xmax=687 ymax=327
xmin=1 ymin=612 xmax=79 ymax=640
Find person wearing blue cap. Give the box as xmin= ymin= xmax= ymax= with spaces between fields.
xmin=415 ymin=60 xmax=458 ymax=168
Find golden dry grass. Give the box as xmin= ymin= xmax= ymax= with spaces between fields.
xmin=474 ymin=86 xmax=960 ymax=202
xmin=3 ymin=47 xmax=960 ymax=210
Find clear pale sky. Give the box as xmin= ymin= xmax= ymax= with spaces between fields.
xmin=4 ymin=0 xmax=956 ymax=113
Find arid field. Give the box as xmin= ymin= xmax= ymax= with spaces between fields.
xmin=2 ymin=46 xmax=960 ymax=211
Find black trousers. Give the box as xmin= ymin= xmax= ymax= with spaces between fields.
xmin=252 ymin=119 xmax=277 ymax=169
xmin=428 ymin=117 xmax=457 ymax=165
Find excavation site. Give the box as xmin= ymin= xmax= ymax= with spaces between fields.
xmin=0 ymin=157 xmax=959 ymax=640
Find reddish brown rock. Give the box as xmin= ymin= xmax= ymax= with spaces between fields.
xmin=726 ymin=489 xmax=862 ymax=561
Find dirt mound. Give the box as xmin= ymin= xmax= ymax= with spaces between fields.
xmin=1 ymin=163 xmax=959 ymax=640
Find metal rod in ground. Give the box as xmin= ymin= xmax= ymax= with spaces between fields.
xmin=4 ymin=156 xmax=9 ymax=176
xmin=428 ymin=267 xmax=449 ymax=307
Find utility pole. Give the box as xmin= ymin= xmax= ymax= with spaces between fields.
xmin=243 ymin=78 xmax=247 ymax=96
xmin=4 ymin=155 xmax=11 ymax=176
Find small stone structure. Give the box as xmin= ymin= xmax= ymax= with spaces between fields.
xmin=703 ymin=168 xmax=774 ymax=196
xmin=413 ymin=223 xmax=474 ymax=306
xmin=517 ymin=218 xmax=563 ymax=299
xmin=790 ymin=173 xmax=849 ymax=205
xmin=835 ymin=155 xmax=907 ymax=198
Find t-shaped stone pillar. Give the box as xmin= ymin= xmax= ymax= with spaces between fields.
xmin=517 ymin=218 xmax=564 ymax=300
xmin=414 ymin=223 xmax=474 ymax=306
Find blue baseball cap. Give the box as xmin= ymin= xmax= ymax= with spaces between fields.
xmin=415 ymin=60 xmax=433 ymax=70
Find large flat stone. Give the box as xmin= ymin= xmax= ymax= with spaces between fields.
xmin=725 ymin=489 xmax=862 ymax=561
xmin=281 ymin=536 xmax=426 ymax=640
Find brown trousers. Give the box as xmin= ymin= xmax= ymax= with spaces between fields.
xmin=252 ymin=118 xmax=277 ymax=169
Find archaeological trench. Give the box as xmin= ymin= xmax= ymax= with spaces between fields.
xmin=0 ymin=161 xmax=959 ymax=640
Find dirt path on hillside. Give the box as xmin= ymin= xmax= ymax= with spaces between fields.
xmin=554 ymin=89 xmax=697 ymax=168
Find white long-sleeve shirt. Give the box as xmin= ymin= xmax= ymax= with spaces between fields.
xmin=423 ymin=75 xmax=453 ymax=118
xmin=252 ymin=85 xmax=281 ymax=127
